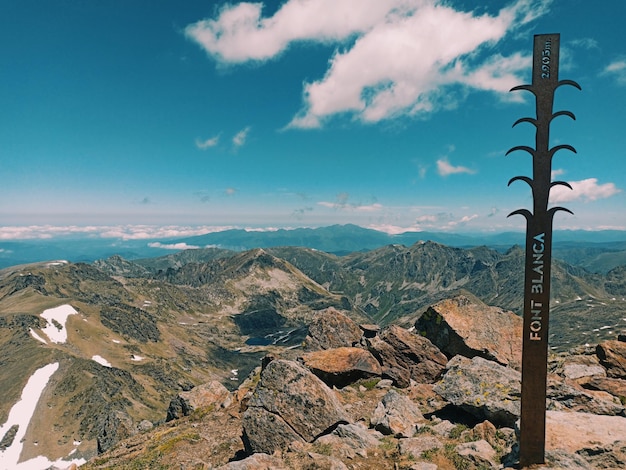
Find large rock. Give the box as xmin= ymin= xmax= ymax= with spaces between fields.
xmin=546 ymin=376 xmax=625 ymax=416
xmin=455 ymin=439 xmax=498 ymax=468
xmin=415 ymin=295 xmax=522 ymax=369
xmin=434 ymin=356 xmax=624 ymax=428
xmin=434 ymin=355 xmax=521 ymax=427
xmin=166 ymin=380 xmax=231 ymax=421
xmin=299 ymin=347 xmax=381 ymax=388
xmin=304 ymin=308 xmax=363 ymax=351
xmin=217 ymin=453 xmax=288 ymax=469
xmin=367 ymin=325 xmax=447 ymax=387
xmin=545 ymin=410 xmax=626 ymax=453
xmin=370 ymin=389 xmax=423 ymax=437
xmin=584 ymin=376 xmax=626 ymax=400
xmin=314 ymin=423 xmax=382 ymax=460
xmin=596 ymin=340 xmax=626 ymax=378
xmin=242 ymin=359 xmax=350 ymax=454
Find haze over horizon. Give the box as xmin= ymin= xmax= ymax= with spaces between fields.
xmin=2 ymin=0 xmax=624 ymax=241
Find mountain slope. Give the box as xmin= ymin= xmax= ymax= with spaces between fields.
xmin=0 ymin=255 xmax=357 ymax=465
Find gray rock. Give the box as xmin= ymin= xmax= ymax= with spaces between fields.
xmin=166 ymin=380 xmax=231 ymax=421
xmin=217 ymin=453 xmax=288 ymax=469
xmin=552 ymin=353 xmax=607 ymax=381
xmin=137 ymin=419 xmax=153 ymax=432
xmin=304 ymin=308 xmax=363 ymax=351
xmin=397 ymin=435 xmax=443 ymax=457
xmin=241 ymin=406 xmax=304 ymax=455
xmin=455 ymin=439 xmax=498 ymax=468
xmin=371 ymin=389 xmax=423 ymax=437
xmin=306 ymin=452 xmax=349 ymax=470
xmin=242 ymin=359 xmax=350 ymax=454
xmin=434 ymin=355 xmax=624 ymax=428
xmin=314 ymin=423 xmax=382 ymax=459
xmin=407 ymin=463 xmax=438 ymax=470
xmin=97 ymin=410 xmax=135 ymax=454
xmin=547 ymin=376 xmax=625 ymax=416
xmin=542 ymin=449 xmax=593 ymax=469
xmin=578 ymin=440 xmax=626 ymax=469
xmin=433 ymin=356 xmax=521 ymax=427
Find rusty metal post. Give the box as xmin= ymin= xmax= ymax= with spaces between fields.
xmin=507 ymin=33 xmax=580 ymax=467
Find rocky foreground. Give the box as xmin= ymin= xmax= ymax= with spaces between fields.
xmin=81 ymin=295 xmax=626 ymax=469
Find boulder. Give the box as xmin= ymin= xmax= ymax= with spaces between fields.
xmin=546 ymin=376 xmax=625 ymax=416
xmin=217 ymin=453 xmax=288 ymax=469
xmin=545 ymin=410 xmax=626 ymax=454
xmin=583 ymin=376 xmax=626 ymax=400
xmin=366 ymin=336 xmax=411 ymax=387
xmin=370 ymin=389 xmax=423 ymax=437
xmin=415 ymin=295 xmax=522 ymax=369
xmin=166 ymin=380 xmax=231 ymax=421
xmin=434 ymin=355 xmax=521 ymax=427
xmin=596 ymin=340 xmax=626 ymax=378
xmin=397 ymin=435 xmax=443 ymax=457
xmin=559 ymin=354 xmax=606 ymax=381
xmin=242 ymin=359 xmax=350 ymax=454
xmin=314 ymin=423 xmax=382 ymax=460
xmin=455 ymin=439 xmax=498 ymax=468
xmin=299 ymin=347 xmax=381 ymax=388
xmin=434 ymin=356 xmax=624 ymax=428
xmin=306 ymin=452 xmax=349 ymax=470
xmin=96 ymin=410 xmax=135 ymax=454
xmin=367 ymin=325 xmax=447 ymax=387
xmin=304 ymin=308 xmax=363 ymax=351
xmin=578 ymin=441 xmax=626 ymax=470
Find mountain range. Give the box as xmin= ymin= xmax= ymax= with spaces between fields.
xmin=0 ymin=227 xmax=625 ymax=467
xmin=2 ymin=224 xmax=626 ymax=272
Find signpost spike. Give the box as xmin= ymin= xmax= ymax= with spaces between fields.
xmin=507 ymin=33 xmax=580 ymax=467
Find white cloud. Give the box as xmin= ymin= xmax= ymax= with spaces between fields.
xmin=550 ymin=178 xmax=622 ymax=203
xmin=436 ymin=157 xmax=476 ymax=176
xmin=185 ymin=0 xmax=402 ymax=63
xmin=186 ymin=0 xmax=549 ymax=127
xmin=0 ymin=225 xmax=237 ymax=241
xmin=148 ymin=242 xmax=201 ymax=250
xmin=196 ymin=135 xmax=220 ymax=149
xmin=601 ymin=57 xmax=626 ymax=85
xmin=233 ymin=126 xmax=251 ymax=147
xmin=411 ymin=211 xmax=480 ymax=230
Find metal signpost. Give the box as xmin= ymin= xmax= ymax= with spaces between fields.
xmin=507 ymin=33 xmax=580 ymax=467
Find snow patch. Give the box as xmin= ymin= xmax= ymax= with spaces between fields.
xmin=92 ymin=355 xmax=112 ymax=367
xmin=29 ymin=329 xmax=47 ymax=344
xmin=40 ymin=305 xmax=78 ymax=343
xmin=0 ymin=362 xmax=85 ymax=469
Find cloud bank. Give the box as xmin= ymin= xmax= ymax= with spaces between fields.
xmin=186 ymin=0 xmax=549 ymax=127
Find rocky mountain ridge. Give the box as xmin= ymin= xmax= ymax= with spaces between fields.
xmin=0 ymin=239 xmax=624 ymax=468
xmin=82 ymin=299 xmax=626 ymax=469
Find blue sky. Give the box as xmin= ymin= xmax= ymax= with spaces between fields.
xmin=1 ymin=0 xmax=624 ymax=240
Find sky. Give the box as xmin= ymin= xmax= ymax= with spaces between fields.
xmin=1 ymin=0 xmax=625 ymax=240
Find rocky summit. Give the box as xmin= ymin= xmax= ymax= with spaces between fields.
xmin=81 ymin=294 xmax=626 ymax=470
xmin=0 ymin=241 xmax=625 ymax=469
